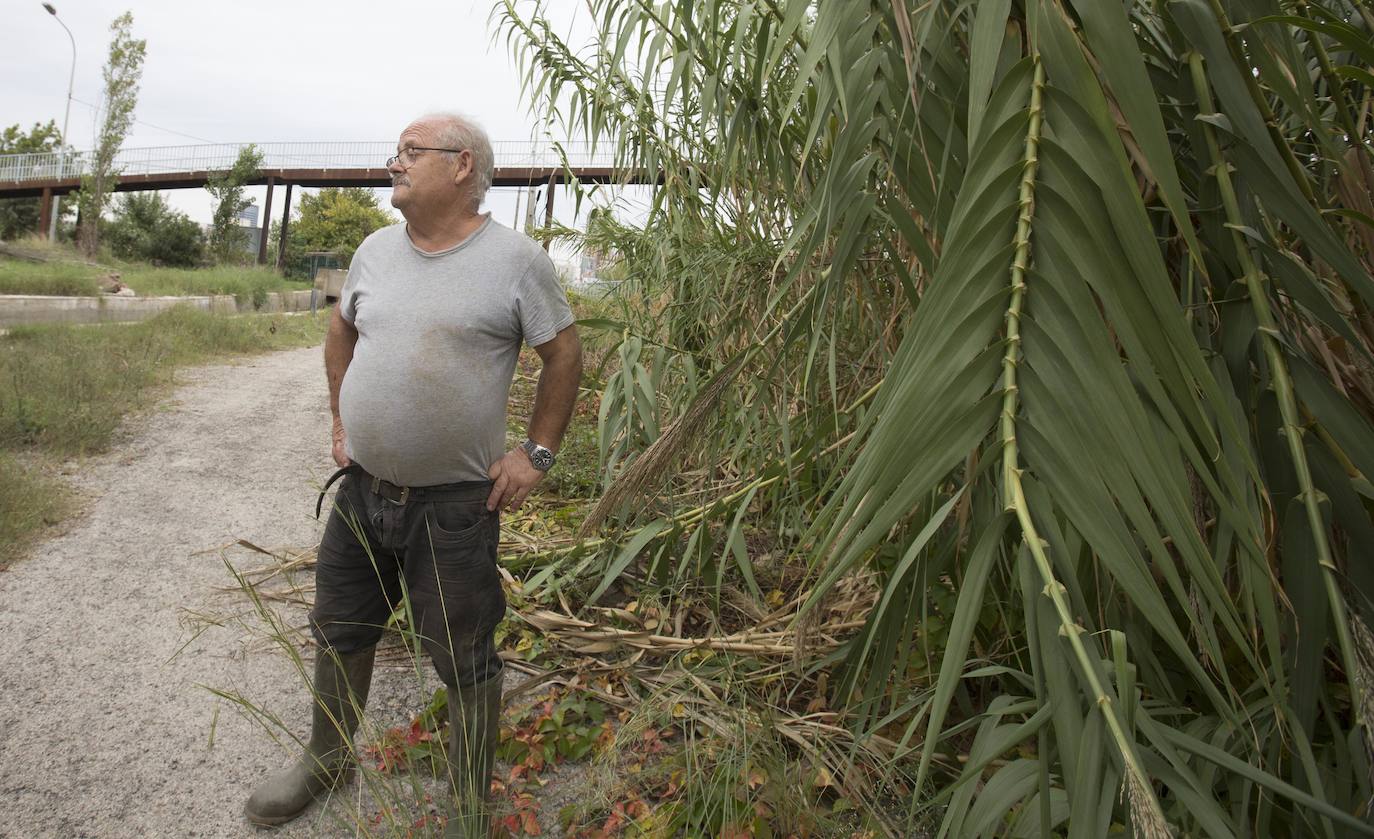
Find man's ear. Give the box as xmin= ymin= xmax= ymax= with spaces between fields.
xmin=451 ymin=149 xmax=473 ymax=188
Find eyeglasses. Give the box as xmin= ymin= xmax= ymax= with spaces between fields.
xmin=386 ymin=147 xmax=465 ymax=169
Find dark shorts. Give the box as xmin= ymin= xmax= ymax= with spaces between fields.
xmin=310 ymin=468 xmax=505 ymax=689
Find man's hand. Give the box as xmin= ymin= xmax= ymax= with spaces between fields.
xmin=487 ymin=448 xmax=545 ymax=512
xmin=331 ymin=415 xmax=351 ymax=468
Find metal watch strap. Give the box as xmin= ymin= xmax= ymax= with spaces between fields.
xmin=520 ymin=438 xmax=555 ymax=471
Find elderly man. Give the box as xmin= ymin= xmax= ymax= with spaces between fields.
xmin=245 ymin=113 xmax=582 ymax=837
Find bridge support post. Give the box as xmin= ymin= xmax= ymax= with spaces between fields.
xmin=276 ymin=182 xmax=293 ymax=274
xmin=258 ymin=177 xmax=275 ymax=265
xmin=543 ymin=172 xmax=557 ymax=251
xmin=37 ymin=188 xmax=54 ymax=239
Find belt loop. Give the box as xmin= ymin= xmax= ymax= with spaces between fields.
xmin=371 ymin=475 xmax=380 ymax=495
xmin=398 ymin=486 xmax=409 ymax=505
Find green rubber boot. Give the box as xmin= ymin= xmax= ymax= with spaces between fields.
xmin=442 ymin=674 xmax=503 ymax=839
xmin=244 ymin=646 xmax=376 ymax=826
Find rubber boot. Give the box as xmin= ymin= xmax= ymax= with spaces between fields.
xmin=244 ymin=646 xmax=376 ymax=826
xmin=442 ymin=674 xmax=503 ymax=839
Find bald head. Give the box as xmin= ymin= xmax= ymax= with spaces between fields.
xmin=421 ymin=112 xmax=494 ymax=211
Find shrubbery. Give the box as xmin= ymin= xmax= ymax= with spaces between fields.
xmin=273 ymin=187 xmax=394 ymax=277
xmin=104 ymin=192 xmax=204 ymax=267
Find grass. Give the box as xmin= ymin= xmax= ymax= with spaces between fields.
xmin=118 ymin=265 xmax=310 ymax=302
xmin=0 ymin=258 xmax=311 ymax=302
xmin=0 ymin=306 xmax=327 ymax=567
xmin=0 ymin=453 xmax=75 ymax=569
xmin=0 ymin=259 xmax=103 ymax=296
xmin=0 ymin=237 xmax=310 ymax=302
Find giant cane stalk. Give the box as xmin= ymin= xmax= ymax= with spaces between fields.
xmin=1187 ymin=50 xmax=1364 ymax=724
xmin=876 ymin=47 xmax=1181 ymax=835
xmin=990 ymin=57 xmax=1171 ymax=837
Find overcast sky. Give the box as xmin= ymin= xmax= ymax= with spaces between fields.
xmin=1 ymin=0 xmax=643 ymax=266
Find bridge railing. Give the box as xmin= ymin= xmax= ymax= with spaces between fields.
xmin=0 ymin=140 xmax=618 ymax=183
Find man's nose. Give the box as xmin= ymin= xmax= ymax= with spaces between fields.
xmin=387 ymin=157 xmax=405 ymax=175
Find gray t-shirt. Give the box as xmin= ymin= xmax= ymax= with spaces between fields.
xmin=337 ymin=215 xmax=574 ymax=485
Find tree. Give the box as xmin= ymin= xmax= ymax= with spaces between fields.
xmin=204 ymin=145 xmax=263 ymax=264
xmin=501 ymin=1 xmax=1374 ymax=835
xmin=104 ymin=192 xmax=203 ymax=267
xmin=284 ymin=187 xmax=393 ymax=274
xmin=76 ymin=11 xmax=145 ymax=258
xmin=0 ymin=121 xmax=69 ymax=240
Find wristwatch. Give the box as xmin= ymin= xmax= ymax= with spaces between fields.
xmin=519 ymin=438 xmax=556 ymax=472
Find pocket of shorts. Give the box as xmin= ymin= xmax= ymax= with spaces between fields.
xmin=426 ymin=499 xmax=489 ymax=545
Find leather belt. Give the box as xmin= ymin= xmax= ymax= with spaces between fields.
xmin=314 ymin=462 xmax=493 ymax=519
xmin=315 ymin=463 xmax=360 ymax=519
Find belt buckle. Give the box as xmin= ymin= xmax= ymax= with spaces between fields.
xmin=371 ymin=475 xmax=410 ymax=505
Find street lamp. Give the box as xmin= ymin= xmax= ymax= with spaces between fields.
xmin=42 ymin=2 xmax=75 ymax=242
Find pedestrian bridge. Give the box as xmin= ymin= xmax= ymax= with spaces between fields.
xmin=0 ymin=140 xmax=638 ymax=261
xmin=0 ymin=140 xmax=626 ymax=197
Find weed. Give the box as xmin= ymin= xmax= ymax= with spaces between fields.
xmin=0 ymin=452 xmax=73 ymax=569
xmin=118 ymin=264 xmax=309 ymax=300
xmin=499 ymin=686 xmax=612 ymax=769
xmin=365 ymin=687 xmax=452 ymax=776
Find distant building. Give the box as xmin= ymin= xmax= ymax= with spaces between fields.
xmin=236 ymin=204 xmax=259 ymax=227
xmin=237 ymin=203 xmax=260 ymax=255
xmin=199 ymin=201 xmax=261 ymax=257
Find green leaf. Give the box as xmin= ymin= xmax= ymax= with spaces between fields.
xmin=587 ymin=519 xmax=669 ymax=603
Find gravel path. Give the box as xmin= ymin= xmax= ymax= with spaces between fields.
xmin=0 ymin=345 xmax=563 ymax=838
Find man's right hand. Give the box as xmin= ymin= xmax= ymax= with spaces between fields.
xmin=331 ymin=415 xmax=351 ymax=467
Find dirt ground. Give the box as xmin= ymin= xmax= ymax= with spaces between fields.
xmin=0 ymin=345 xmax=581 ymax=838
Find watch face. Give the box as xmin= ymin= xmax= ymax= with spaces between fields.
xmin=524 ymin=440 xmax=554 ymax=471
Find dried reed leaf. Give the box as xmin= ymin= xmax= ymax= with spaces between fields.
xmin=578 ymin=352 xmax=749 ymax=536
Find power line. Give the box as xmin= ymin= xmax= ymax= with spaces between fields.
xmin=68 ymin=96 xmax=217 ymax=144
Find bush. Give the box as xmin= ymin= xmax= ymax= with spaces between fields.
xmin=105 ymin=192 xmax=204 ymax=267
xmin=276 ymin=187 xmax=395 ymax=277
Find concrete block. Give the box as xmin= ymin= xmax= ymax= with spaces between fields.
xmin=0 ymin=292 xmax=301 ymax=328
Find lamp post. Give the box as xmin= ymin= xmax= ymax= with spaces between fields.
xmin=43 ymin=2 xmax=75 ymax=242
